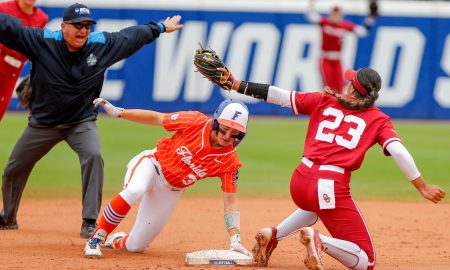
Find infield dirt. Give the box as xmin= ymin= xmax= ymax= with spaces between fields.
xmin=0 ymin=198 xmax=449 ymax=269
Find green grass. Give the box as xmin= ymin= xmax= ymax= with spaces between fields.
xmin=1 ymin=112 xmax=449 ymax=201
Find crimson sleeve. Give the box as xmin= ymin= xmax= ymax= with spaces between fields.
xmin=377 ymin=118 xmax=401 ymax=156
xmin=292 ymin=92 xmax=324 ymax=115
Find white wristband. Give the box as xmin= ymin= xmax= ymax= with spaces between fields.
xmin=224 ymin=211 xmax=240 ymax=231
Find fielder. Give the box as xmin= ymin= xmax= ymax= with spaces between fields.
xmin=0 ymin=0 xmax=47 ymax=121
xmin=193 ymin=48 xmax=446 ymax=270
xmin=84 ymin=98 xmax=253 ymax=259
xmin=306 ymin=0 xmax=378 ymax=93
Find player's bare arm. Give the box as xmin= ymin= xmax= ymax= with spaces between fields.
xmin=223 ymin=192 xmax=252 ymax=257
xmin=223 ymin=192 xmax=240 ymax=236
xmin=93 ymin=98 xmax=164 ymax=126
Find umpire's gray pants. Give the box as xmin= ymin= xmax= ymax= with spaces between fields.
xmin=1 ymin=120 xmax=104 ymax=225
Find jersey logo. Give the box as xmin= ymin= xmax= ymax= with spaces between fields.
xmin=170 ymin=113 xmax=179 ymax=121
xmin=87 ymin=53 xmax=97 ymax=66
xmin=176 ymin=146 xmax=207 ymax=179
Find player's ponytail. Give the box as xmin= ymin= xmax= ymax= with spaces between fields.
xmin=325 ymin=68 xmax=381 ymax=110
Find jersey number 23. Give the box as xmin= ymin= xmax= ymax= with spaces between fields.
xmin=315 ymin=107 xmax=366 ymax=149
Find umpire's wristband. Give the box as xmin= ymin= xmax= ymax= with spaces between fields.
xmin=157 ymin=22 xmax=166 ymax=33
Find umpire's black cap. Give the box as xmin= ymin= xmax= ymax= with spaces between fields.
xmin=63 ymin=3 xmax=96 ymax=24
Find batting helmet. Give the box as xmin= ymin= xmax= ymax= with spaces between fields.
xmin=212 ymin=99 xmax=249 ymax=146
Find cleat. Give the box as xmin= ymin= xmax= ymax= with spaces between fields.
xmin=251 ymin=227 xmax=278 ymax=267
xmin=84 ymin=237 xmax=103 ymax=257
xmin=0 ymin=212 xmax=18 ymax=230
xmin=80 ymin=219 xmax=97 ymax=239
xmin=101 ymin=232 xmax=128 ymax=249
xmin=299 ymin=227 xmax=324 ymax=270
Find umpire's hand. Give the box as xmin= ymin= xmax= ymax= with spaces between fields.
xmin=93 ymin=98 xmax=124 ymax=117
xmin=162 ymin=15 xmax=184 ymax=33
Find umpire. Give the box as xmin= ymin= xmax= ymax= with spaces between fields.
xmin=0 ymin=3 xmax=183 ymax=238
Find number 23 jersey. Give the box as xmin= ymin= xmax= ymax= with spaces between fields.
xmin=291 ymin=91 xmax=400 ymax=171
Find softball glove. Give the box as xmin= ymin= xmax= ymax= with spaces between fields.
xmin=193 ymin=44 xmax=234 ymax=90
xmin=15 ymin=75 xmax=32 ymax=109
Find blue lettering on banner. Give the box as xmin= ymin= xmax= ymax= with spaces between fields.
xmin=9 ymin=1 xmax=450 ymax=119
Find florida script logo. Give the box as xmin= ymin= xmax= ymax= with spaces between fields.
xmin=176 ymin=146 xmax=207 ymax=185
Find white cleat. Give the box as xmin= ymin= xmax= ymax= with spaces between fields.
xmin=299 ymin=227 xmax=324 ymax=270
xmin=100 ymin=232 xmax=128 ymax=249
xmin=84 ymin=237 xmax=102 ymax=258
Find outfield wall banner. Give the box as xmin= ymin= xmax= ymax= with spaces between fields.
xmin=6 ymin=0 xmax=450 ymax=119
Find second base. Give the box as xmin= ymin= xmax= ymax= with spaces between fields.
xmin=185 ymin=249 xmax=254 ymax=265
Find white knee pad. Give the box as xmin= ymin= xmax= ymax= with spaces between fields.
xmin=320 ymin=235 xmax=369 ymax=270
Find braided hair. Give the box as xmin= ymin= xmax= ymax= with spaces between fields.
xmin=324 ymin=68 xmax=382 ymax=110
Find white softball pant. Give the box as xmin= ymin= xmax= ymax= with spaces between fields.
xmin=119 ymin=149 xmax=185 ymax=252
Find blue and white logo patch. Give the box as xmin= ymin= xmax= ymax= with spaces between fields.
xmin=86 ymin=53 xmax=97 ymax=66
xmin=170 ymin=114 xmax=179 ymax=121
xmin=77 ymin=7 xmax=90 ymax=15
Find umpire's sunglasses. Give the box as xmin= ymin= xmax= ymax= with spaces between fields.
xmin=69 ymin=23 xmax=93 ymax=30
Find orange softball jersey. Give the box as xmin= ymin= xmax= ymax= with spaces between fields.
xmin=154 ymin=111 xmax=241 ymax=192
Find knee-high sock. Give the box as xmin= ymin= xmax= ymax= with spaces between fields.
xmin=276 ymin=208 xmax=319 ymax=240
xmin=320 ymin=234 xmax=370 ymax=270
xmin=91 ymin=194 xmax=131 ymax=240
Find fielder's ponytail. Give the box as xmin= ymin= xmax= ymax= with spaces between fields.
xmin=326 ymin=68 xmax=381 ymax=111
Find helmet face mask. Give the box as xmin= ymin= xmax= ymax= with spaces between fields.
xmin=212 ymin=99 xmax=249 ymax=147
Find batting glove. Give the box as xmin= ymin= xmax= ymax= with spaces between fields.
xmin=93 ymin=98 xmax=124 ymax=117
xmin=230 ymin=234 xmax=252 ymax=257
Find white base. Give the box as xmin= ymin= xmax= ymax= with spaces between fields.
xmin=185 ymin=249 xmax=253 ymax=265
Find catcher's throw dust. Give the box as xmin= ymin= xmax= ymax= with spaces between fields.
xmin=84 ymin=98 xmax=253 ymax=259
xmin=196 ymin=50 xmax=446 ymax=269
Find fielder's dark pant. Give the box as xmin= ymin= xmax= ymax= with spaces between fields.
xmin=1 ymin=119 xmax=104 ymax=226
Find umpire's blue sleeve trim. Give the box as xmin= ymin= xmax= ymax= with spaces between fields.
xmin=87 ymin=32 xmax=106 ymax=44
xmin=157 ymin=22 xmax=165 ymax=33
xmin=43 ymin=29 xmax=63 ymax=40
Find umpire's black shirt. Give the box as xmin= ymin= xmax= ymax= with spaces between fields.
xmin=0 ymin=13 xmax=162 ymax=125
